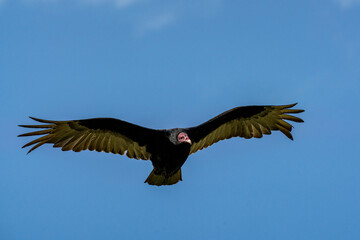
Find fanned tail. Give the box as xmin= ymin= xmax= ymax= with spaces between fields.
xmin=145 ymin=169 xmax=182 ymax=186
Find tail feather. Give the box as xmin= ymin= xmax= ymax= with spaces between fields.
xmin=145 ymin=169 xmax=182 ymax=186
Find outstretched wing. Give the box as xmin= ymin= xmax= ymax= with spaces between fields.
xmin=186 ymin=103 xmax=304 ymax=155
xmin=19 ymin=117 xmax=161 ymax=160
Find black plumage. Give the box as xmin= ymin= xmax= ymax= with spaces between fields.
xmin=19 ymin=103 xmax=304 ymax=186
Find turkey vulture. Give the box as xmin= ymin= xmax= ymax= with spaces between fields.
xmin=19 ymin=103 xmax=304 ymax=186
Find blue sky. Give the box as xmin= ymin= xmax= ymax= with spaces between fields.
xmin=1 ymin=0 xmax=360 ymax=239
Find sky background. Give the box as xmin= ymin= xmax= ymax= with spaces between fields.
xmin=1 ymin=0 xmax=360 ymax=239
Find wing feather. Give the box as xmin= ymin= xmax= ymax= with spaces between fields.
xmin=279 ymin=114 xmax=303 ymax=122
xmin=251 ymin=123 xmax=262 ymax=138
xmin=28 ymin=141 xmax=47 ymax=154
xmin=277 ymin=119 xmax=293 ymax=131
xmin=88 ymin=134 xmax=100 ymax=151
xmin=110 ymin=137 xmax=118 ymax=154
xmin=18 ymin=129 xmax=52 ymax=137
xmin=62 ymin=134 xmax=85 ymax=151
xmin=58 ymin=136 xmax=75 ymax=149
xmin=104 ymin=135 xmax=112 ymax=153
xmin=187 ymin=103 xmax=304 ymax=154
xmin=275 ymin=124 xmax=293 ymax=140
xmin=259 ymin=124 xmax=271 ymax=135
xmin=19 ymin=117 xmax=160 ymax=160
xmin=73 ymin=133 xmax=91 ymax=152
xmin=22 ymin=135 xmax=52 ymax=148
xmin=243 ymin=121 xmax=252 ymax=139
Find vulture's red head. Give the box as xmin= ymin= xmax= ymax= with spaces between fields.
xmin=177 ymin=132 xmax=192 ymax=144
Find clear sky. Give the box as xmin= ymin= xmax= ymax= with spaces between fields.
xmin=1 ymin=0 xmax=360 ymax=239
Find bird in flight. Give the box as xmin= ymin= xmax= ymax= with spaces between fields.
xmin=19 ymin=103 xmax=304 ymax=186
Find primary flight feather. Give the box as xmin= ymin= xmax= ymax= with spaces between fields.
xmin=19 ymin=103 xmax=304 ymax=186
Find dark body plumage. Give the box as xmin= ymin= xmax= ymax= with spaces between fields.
xmin=19 ymin=103 xmax=304 ymax=186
